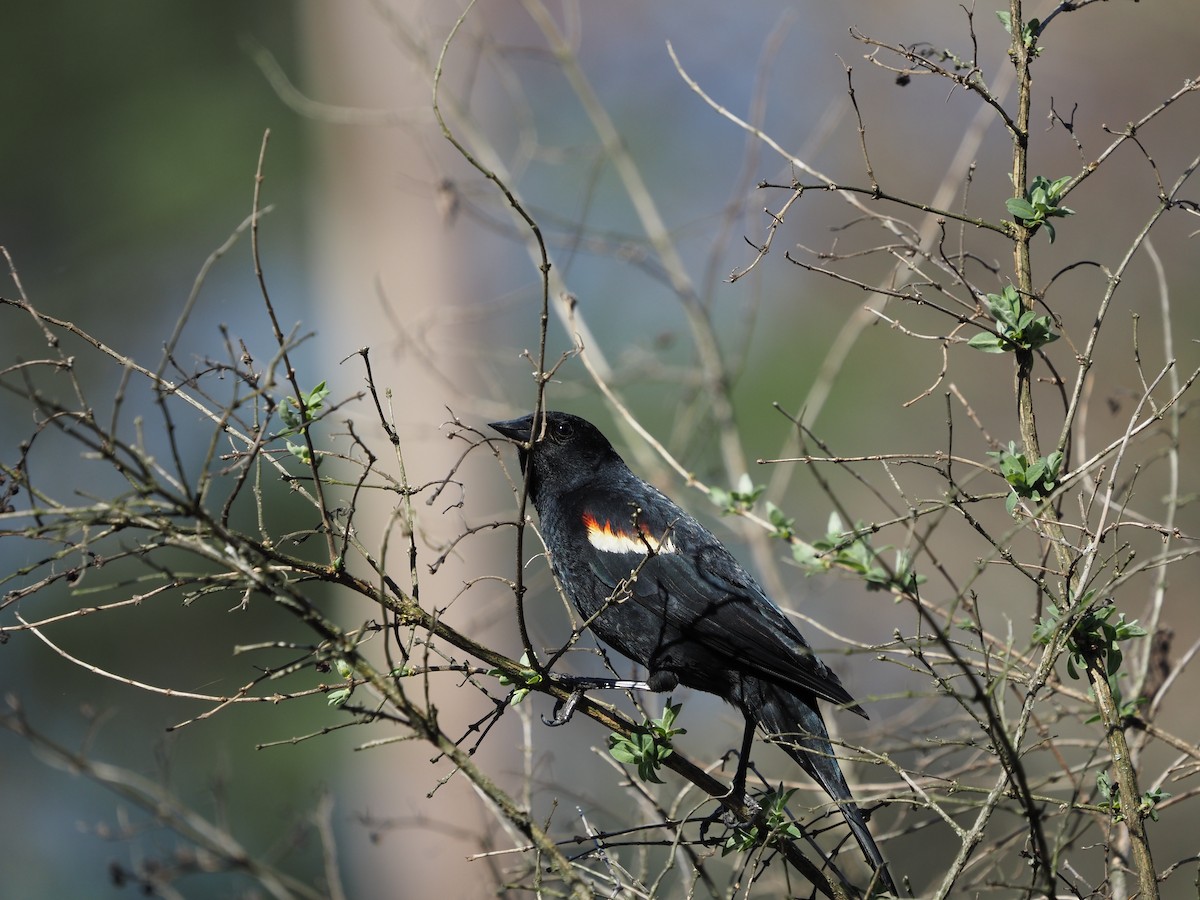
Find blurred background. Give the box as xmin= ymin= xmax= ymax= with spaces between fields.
xmin=3 ymin=1 xmax=1199 ymax=896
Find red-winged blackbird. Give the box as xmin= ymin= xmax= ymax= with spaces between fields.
xmin=491 ymin=411 xmax=896 ymax=894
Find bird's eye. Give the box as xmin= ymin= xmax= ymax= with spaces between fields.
xmin=553 ymin=420 xmax=573 ymax=440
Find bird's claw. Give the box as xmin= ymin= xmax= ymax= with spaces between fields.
xmin=698 ymin=807 xmax=743 ymax=843
xmin=698 ymin=790 xmax=761 ymax=841
xmin=541 ymin=688 xmax=584 ymax=727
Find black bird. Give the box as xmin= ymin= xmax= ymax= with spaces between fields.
xmin=490 ymin=411 xmax=896 ymax=894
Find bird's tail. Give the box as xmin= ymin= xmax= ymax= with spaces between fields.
xmin=751 ymin=686 xmax=897 ymax=896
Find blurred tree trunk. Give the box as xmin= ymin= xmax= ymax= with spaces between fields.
xmin=302 ymin=5 xmax=512 ymax=897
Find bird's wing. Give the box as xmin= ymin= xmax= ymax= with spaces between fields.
xmin=573 ymin=489 xmax=866 ymax=716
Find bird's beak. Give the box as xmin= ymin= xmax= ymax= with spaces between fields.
xmin=489 ymin=417 xmax=533 ymax=444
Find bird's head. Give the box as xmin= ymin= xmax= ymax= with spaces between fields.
xmin=489 ymin=411 xmax=621 ymax=504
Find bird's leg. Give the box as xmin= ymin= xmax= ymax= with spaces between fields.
xmin=541 ymin=675 xmax=652 ymax=727
xmin=729 ymin=715 xmax=757 ymax=806
xmin=700 ymin=717 xmax=761 ymax=841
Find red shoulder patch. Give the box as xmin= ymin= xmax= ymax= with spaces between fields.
xmin=582 ymin=511 xmax=675 ymax=555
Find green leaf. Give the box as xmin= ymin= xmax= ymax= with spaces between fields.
xmin=710 ymin=475 xmax=765 ymax=514
xmin=607 ymin=700 xmax=686 ymax=784
xmin=487 ymin=652 xmax=542 ymax=705
xmin=1026 ymin=458 xmax=1047 ymax=485
xmin=721 ymin=785 xmax=804 ymax=854
xmin=1006 ymin=197 xmax=1037 ymax=219
xmin=765 ymin=501 xmax=795 ymax=540
xmin=305 ymin=380 xmax=330 ymax=409
xmin=1032 ymin=603 xmax=1061 ymax=645
xmin=1025 ymin=18 xmax=1041 ymax=49
xmin=797 ymin=512 xmax=919 ymax=591
xmin=1007 ymin=174 xmax=1075 ymax=241
xmin=1141 ymin=787 xmax=1171 ymax=821
xmin=280 ymin=380 xmax=331 ymax=438
xmin=971 ymin=286 xmax=1058 ymax=354
xmin=790 ymin=539 xmax=824 ymax=572
xmin=968 ymin=332 xmax=1009 ymax=353
xmin=825 ymin=511 xmax=844 ymax=536
xmin=990 ymin=441 xmax=1066 ymax=511
xmin=1048 ymin=597 xmax=1149 ymax=684
xmin=286 ymin=439 xmax=311 ymax=464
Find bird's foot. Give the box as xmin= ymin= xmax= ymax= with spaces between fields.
xmin=733 ymin=790 xmax=763 ymax=819
xmin=542 ymin=688 xmax=584 ymax=727
xmin=698 ymin=789 xmax=762 ymax=841
xmin=540 ymin=675 xmax=653 ymax=727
